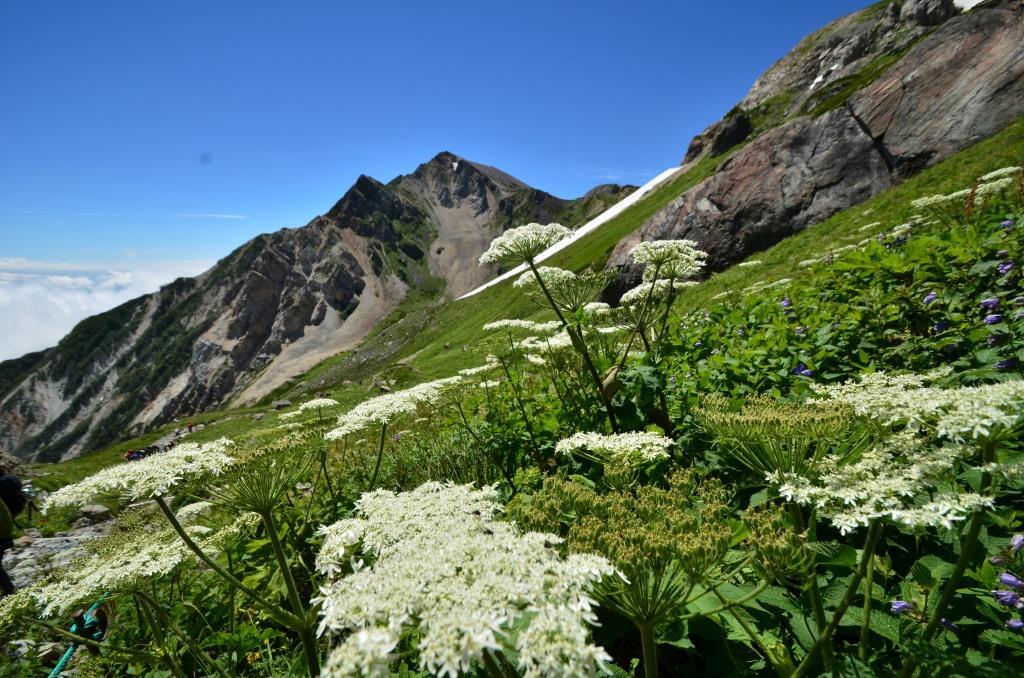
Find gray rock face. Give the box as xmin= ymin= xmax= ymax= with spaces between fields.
xmin=610 ymin=0 xmax=1024 ymax=283
xmin=901 ymin=0 xmax=956 ymax=25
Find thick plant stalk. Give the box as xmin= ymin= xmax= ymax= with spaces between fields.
xmin=526 ymin=259 xmax=619 ymax=432
xmin=261 ymin=509 xmax=321 ymax=677
xmin=787 ymin=503 xmax=833 ymax=671
xmin=154 ymin=496 xmax=301 ymax=629
xmin=29 ymin=619 xmax=155 ymax=663
xmin=639 ymin=621 xmax=659 ymax=678
xmin=792 ymin=521 xmax=884 ymax=678
xmin=859 ymin=550 xmax=875 ymax=662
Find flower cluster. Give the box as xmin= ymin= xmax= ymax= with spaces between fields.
xmin=514 ymin=266 xmax=613 ymax=314
xmin=44 ymin=438 xmax=235 ymax=510
xmin=619 ymin=279 xmax=697 ymax=306
xmin=314 ymin=482 xmax=615 ymax=677
xmin=478 ymin=223 xmax=571 ymax=265
xmin=810 ymin=371 xmax=1024 ymax=442
xmin=482 ymin=318 xmax=562 ymax=334
xmin=280 ymin=397 xmax=340 ymax=419
xmin=325 ymin=377 xmax=462 ymax=439
xmin=629 ymin=239 xmax=707 ymax=281
xmin=767 ymin=432 xmax=986 ymax=534
xmin=25 ymin=510 xmax=257 ymax=618
xmin=555 ymin=431 xmax=672 ymax=466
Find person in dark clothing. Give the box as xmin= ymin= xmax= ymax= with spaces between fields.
xmin=0 ymin=464 xmax=26 ymax=596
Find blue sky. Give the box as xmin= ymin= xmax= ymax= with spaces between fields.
xmin=0 ymin=0 xmax=868 ymax=358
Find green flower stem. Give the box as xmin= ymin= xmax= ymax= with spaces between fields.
xmin=497 ymin=352 xmax=542 ymax=464
xmin=367 ymin=422 xmax=388 ymax=491
xmin=639 ymin=621 xmax=659 ymax=678
xmin=787 ymin=503 xmax=833 ymax=671
xmin=28 ymin=618 xmax=155 ymax=663
xmin=261 ymin=509 xmax=321 ymax=677
xmin=679 ymin=579 xmax=770 ymax=620
xmin=859 ymin=549 xmax=875 ymax=662
xmin=792 ymin=520 xmax=884 ymax=678
xmin=153 ymin=495 xmax=302 ymax=629
xmin=526 ymin=258 xmax=619 ymax=432
xmin=710 ymin=588 xmax=795 ymax=678
xmin=136 ymin=590 xmax=231 ymax=678
xmin=899 ymin=441 xmax=997 ymax=678
xmin=134 ymin=590 xmax=187 ymax=678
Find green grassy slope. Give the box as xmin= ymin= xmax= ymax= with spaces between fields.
xmin=30 ymin=113 xmax=1024 ymax=486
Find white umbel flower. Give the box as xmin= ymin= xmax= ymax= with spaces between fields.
xmin=811 ymin=371 xmax=1024 ymax=442
xmin=44 ymin=438 xmax=235 ymax=511
xmin=555 ymin=431 xmax=672 ymax=466
xmin=321 ymin=627 xmax=398 ymax=678
xmin=482 ymin=319 xmax=562 ymax=334
xmin=629 ymin=240 xmax=707 ymax=280
xmin=281 ymin=398 xmax=341 ymax=419
xmin=314 ymin=482 xmax=615 ymax=677
xmin=979 ymin=166 xmax=1022 ymax=182
xmin=767 ymin=432 xmax=985 ymax=534
xmin=325 ymin=377 xmax=462 ymax=440
xmin=479 ymin=223 xmax=571 ymax=265
xmin=620 ymin=279 xmax=697 ymax=306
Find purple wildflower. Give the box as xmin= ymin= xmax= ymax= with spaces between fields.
xmin=942 ymin=342 xmax=958 ymax=353
xmin=993 ymin=589 xmax=1023 ymax=608
xmin=1000 ymin=572 xmax=1024 ymax=590
xmin=985 ymin=314 xmax=1003 ymax=324
xmin=781 ymin=298 xmax=792 ymax=309
xmin=997 ymin=250 xmax=1010 ymax=259
xmin=992 ymin=556 xmax=1008 ymax=566
xmin=923 ymin=291 xmax=938 ymax=305
xmin=999 ymin=261 xmax=1015 ymax=276
xmin=792 ymin=363 xmax=813 ymax=377
xmin=987 ymin=332 xmax=1009 ymax=347
xmin=1012 ymin=534 xmax=1024 ymax=554
xmin=996 ymin=358 xmax=1020 ymax=371
xmin=1008 ymin=619 xmax=1024 ymax=632
xmin=940 ymin=618 xmax=958 ymax=632
xmin=932 ymin=321 xmax=950 ymax=333
xmin=1013 ymin=296 xmax=1024 ymax=306
xmin=694 ymin=341 xmax=702 ymax=347
xmin=1003 ymin=219 xmax=1015 ymax=230
xmin=981 ymin=298 xmax=1001 ymax=310
xmin=890 ymin=601 xmax=914 ymax=615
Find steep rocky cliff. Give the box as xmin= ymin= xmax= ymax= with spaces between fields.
xmin=0 ymin=153 xmax=628 ymax=461
xmin=610 ymin=0 xmax=1024 ymax=282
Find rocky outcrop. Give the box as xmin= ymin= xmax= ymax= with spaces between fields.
xmin=0 ymin=153 xmax=614 ymax=461
xmin=612 ymin=0 xmax=1024 ymax=281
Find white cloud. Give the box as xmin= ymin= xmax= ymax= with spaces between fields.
xmin=0 ymin=258 xmax=214 ymax=361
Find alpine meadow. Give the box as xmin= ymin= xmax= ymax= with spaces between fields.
xmin=2 ymin=1 xmax=1024 ymax=677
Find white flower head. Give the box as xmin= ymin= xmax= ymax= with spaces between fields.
xmin=629 ymin=239 xmax=707 ymax=281
xmin=281 ymin=397 xmax=340 ymax=419
xmin=555 ymin=431 xmax=672 ymax=467
xmin=314 ymin=482 xmax=615 ymax=677
xmin=325 ymin=377 xmax=462 ymax=440
xmin=620 ymin=279 xmax=696 ymax=306
xmin=479 ymin=223 xmax=571 ymax=265
xmin=44 ymin=438 xmax=235 ymax=511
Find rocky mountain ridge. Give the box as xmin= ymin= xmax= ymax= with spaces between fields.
xmin=610 ymin=0 xmax=1024 ymax=281
xmin=0 ymin=154 xmax=631 ymax=461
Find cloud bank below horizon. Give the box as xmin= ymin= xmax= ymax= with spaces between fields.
xmin=0 ymin=258 xmax=213 ymax=362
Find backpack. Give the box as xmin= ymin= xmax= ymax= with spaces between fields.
xmin=0 ymin=474 xmax=26 ymax=518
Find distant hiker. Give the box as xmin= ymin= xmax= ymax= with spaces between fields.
xmin=0 ymin=464 xmax=27 ymax=596
xmin=187 ymin=422 xmax=194 ymax=433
